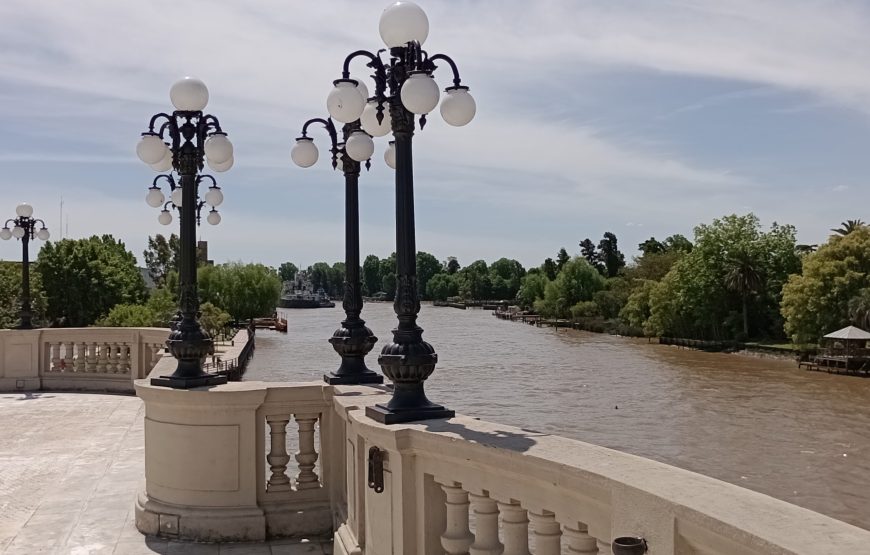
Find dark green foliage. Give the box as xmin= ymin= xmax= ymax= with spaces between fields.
xmin=0 ymin=261 xmax=48 ymax=328
xmin=416 ymin=251 xmax=441 ymax=300
xmin=362 ymin=255 xmax=382 ymax=296
xmin=143 ymin=234 xmax=179 ymax=286
xmin=542 ymin=258 xmax=557 ymax=280
xmin=446 ymin=257 xmax=460 ymax=274
xmin=597 ymin=232 xmax=625 ymax=278
xmin=278 ymin=262 xmax=299 ymax=282
xmin=555 ymin=248 xmax=570 ymax=272
xmin=198 ymin=262 xmax=281 ymax=321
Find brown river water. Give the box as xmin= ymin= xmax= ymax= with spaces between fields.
xmin=246 ymin=303 xmax=870 ymax=530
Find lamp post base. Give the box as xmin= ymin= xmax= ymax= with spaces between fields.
xmin=150 ymin=373 xmax=227 ymax=389
xmin=324 ymin=370 xmax=384 ymax=385
xmin=325 ymin=321 xmax=382 ymax=385
xmin=365 ymin=402 xmax=454 ymax=424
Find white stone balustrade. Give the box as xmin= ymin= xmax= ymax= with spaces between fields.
xmin=0 ymin=327 xmax=168 ymax=392
xmin=132 ymin=376 xmax=870 ymax=554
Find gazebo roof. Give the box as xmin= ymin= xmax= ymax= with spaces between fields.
xmin=823 ymin=326 xmax=870 ymax=340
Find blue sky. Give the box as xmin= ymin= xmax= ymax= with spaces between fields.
xmin=1 ymin=0 xmax=869 ymax=270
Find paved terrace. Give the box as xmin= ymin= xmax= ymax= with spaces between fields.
xmin=0 ymin=392 xmax=332 ymax=555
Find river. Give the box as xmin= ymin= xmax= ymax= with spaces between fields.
xmin=246 ymin=303 xmax=870 ymax=530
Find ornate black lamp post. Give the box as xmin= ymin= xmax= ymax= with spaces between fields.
xmin=323 ymin=1 xmax=476 ymax=423
xmin=1 ymin=203 xmax=49 ymax=330
xmin=136 ymin=77 xmax=233 ymax=389
xmin=291 ymin=117 xmax=383 ymax=385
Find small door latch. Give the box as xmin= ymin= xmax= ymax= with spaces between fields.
xmin=368 ymin=446 xmax=384 ymax=493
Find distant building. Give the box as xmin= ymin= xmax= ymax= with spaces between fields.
xmin=197 ymin=241 xmax=213 ymax=266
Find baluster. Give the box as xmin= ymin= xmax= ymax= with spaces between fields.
xmin=498 ymin=501 xmax=531 ymax=555
xmin=86 ymin=342 xmax=98 ymax=372
xmin=63 ymin=342 xmax=74 ymax=371
xmin=294 ymin=413 xmax=320 ymax=489
xmin=118 ymin=343 xmax=130 ymax=374
xmin=469 ymin=493 xmax=502 ymax=555
xmin=150 ymin=344 xmax=162 ymax=367
xmin=50 ymin=343 xmax=61 ymax=372
xmin=266 ymin=416 xmax=292 ymax=492
xmin=564 ymin=524 xmax=598 ymax=554
xmin=529 ymin=511 xmax=561 ymax=555
xmin=110 ymin=342 xmax=121 ymax=373
xmin=74 ymin=342 xmax=86 ymax=372
xmin=96 ymin=343 xmax=108 ymax=372
xmin=440 ymin=482 xmax=473 ymax=555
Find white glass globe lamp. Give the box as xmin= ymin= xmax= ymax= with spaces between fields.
xmin=146 ymin=187 xmax=165 ymax=208
xmin=400 ymin=72 xmax=440 ymax=114
xmin=291 ymin=138 xmax=319 ymax=168
xmin=171 ymin=187 xmax=183 ymax=207
xmin=204 ymin=133 xmax=233 ymax=164
xmin=327 ymin=80 xmax=366 ymax=123
xmin=36 ymin=228 xmax=50 ymax=241
xmin=360 ymin=100 xmax=392 ymax=137
xmin=12 ymin=226 xmax=25 ymax=239
xmin=137 ymin=134 xmax=166 ymax=165
xmin=158 ymin=210 xmax=173 ymax=226
xmin=354 ymin=79 xmax=369 ymax=102
xmin=208 ymin=156 xmax=233 ymax=172
xmin=379 ymin=1 xmax=429 ymax=47
xmin=16 ymin=202 xmax=33 ymax=218
xmin=0 ymin=228 xmax=11 ymax=240
xmin=345 ymin=131 xmax=375 ymax=162
xmin=149 ymin=147 xmax=173 ymax=172
xmin=441 ymin=86 xmax=476 ymax=126
xmin=204 ymin=186 xmax=224 ymax=207
xmin=206 ymin=209 xmax=221 ymax=226
xmin=384 ymin=141 xmax=396 ymax=169
xmin=170 ymin=77 xmax=209 ymax=111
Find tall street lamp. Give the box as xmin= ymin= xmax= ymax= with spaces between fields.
xmin=325 ymin=1 xmax=476 ymax=423
xmin=292 ymin=117 xmax=383 ymax=386
xmin=136 ymin=77 xmax=233 ymax=389
xmin=1 ymin=203 xmax=49 ymax=330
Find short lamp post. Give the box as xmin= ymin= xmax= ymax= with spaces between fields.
xmin=324 ymin=1 xmax=476 ymax=423
xmin=1 ymin=203 xmax=49 ymax=330
xmin=292 ymin=117 xmax=383 ymax=385
xmin=136 ymin=77 xmax=233 ymax=389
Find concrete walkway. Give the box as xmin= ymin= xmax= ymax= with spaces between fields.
xmin=0 ymin=392 xmax=331 ymax=554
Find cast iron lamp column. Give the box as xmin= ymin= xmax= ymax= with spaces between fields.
xmin=136 ymin=77 xmax=233 ymax=389
xmin=1 ymin=203 xmax=49 ymax=329
xmin=324 ymin=1 xmax=476 ymax=423
xmin=291 ymin=117 xmax=383 ymax=385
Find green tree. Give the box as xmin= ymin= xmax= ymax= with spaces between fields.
xmin=0 ymin=261 xmax=48 ymax=328
xmin=143 ymin=233 xmax=180 ymax=287
xmin=379 ymin=254 xmax=396 ymax=300
xmin=598 ymin=232 xmax=625 ymax=278
xmin=638 ymin=237 xmax=666 ymax=255
xmin=426 ymin=273 xmax=458 ymax=301
xmin=199 ymin=302 xmax=231 ymax=339
xmin=446 ymin=257 xmax=460 ymax=275
xmin=146 ymin=287 xmax=177 ymax=327
xmin=278 ymin=262 xmax=299 ymax=282
xmin=782 ymin=227 xmax=870 ymax=343
xmin=97 ymin=304 xmax=156 ymax=327
xmin=848 ymin=288 xmax=870 ymax=330
xmin=724 ymin=250 xmax=763 ymax=337
xmin=516 ymin=272 xmax=548 ymax=308
xmin=830 ymin=219 xmax=866 ymax=236
xmin=579 ymin=239 xmax=601 ymax=274
xmin=362 ymin=255 xmax=381 ymax=296
xmin=416 ymin=251 xmax=442 ymax=300
xmin=38 ymin=235 xmax=147 ymax=326
xmin=555 ymin=248 xmax=570 ymax=273
xmin=199 ymin=262 xmax=281 ymax=322
xmin=619 ymin=279 xmax=658 ymax=334
xmin=534 ymin=257 xmax=606 ymax=318
xmin=663 ymin=234 xmax=693 ymax=253
xmin=330 ymin=262 xmax=346 ymax=298
xmin=459 ymin=260 xmax=491 ymax=300
xmin=489 ymin=257 xmax=526 ymax=299
xmin=307 ymin=262 xmax=333 ymax=294
xmin=541 ymin=258 xmax=557 ymax=280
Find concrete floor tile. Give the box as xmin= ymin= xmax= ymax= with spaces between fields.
xmin=113 ymin=538 xmax=169 ymax=554
xmin=218 ymin=543 xmax=273 ymax=555
xmin=166 ymin=541 xmax=221 ymax=554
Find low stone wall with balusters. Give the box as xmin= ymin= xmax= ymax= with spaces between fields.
xmin=0 ymin=327 xmax=167 ymax=393
xmin=133 ymin=375 xmax=870 ymax=553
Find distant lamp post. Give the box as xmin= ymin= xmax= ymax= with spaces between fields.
xmin=1 ymin=203 xmax=49 ymax=329
xmin=136 ymin=76 xmax=232 ymax=389
xmin=292 ymin=117 xmax=383 ymax=385
xmin=324 ymin=1 xmax=476 ymax=423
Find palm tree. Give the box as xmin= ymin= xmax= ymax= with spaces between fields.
xmin=724 ymin=252 xmax=763 ymax=338
xmin=831 ymin=219 xmax=866 ymax=236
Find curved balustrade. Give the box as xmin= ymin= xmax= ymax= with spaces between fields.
xmin=133 ymin=378 xmax=870 ymax=553
xmin=0 ymin=327 xmax=167 ymax=393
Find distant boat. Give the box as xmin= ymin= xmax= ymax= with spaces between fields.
xmin=278 ymin=271 xmax=336 ymax=309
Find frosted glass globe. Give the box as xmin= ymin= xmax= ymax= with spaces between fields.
xmin=171 ymin=187 xmax=183 ymax=207
xmin=158 ymin=210 xmax=173 ymax=226
xmin=206 ymin=210 xmax=221 ymax=226
xmin=440 ymin=87 xmax=476 ymax=126
xmin=12 ymin=226 xmax=25 ymax=239
xmin=0 ymin=228 xmax=11 ymax=240
xmin=379 ymin=1 xmax=429 ymax=47
xmin=345 ymin=131 xmax=375 ymax=162
xmin=150 ymin=148 xmax=173 ymax=172
xmin=204 ymin=186 xmax=224 ymax=207
xmin=146 ymin=187 xmax=165 ymax=208
xmin=170 ymin=77 xmax=209 ymax=111
xmin=16 ymin=202 xmax=33 ymax=218
xmin=354 ymin=79 xmax=369 ymax=102
xmin=204 ymin=133 xmax=233 ymax=164
xmin=360 ymin=100 xmax=392 ymax=137
xmin=384 ymin=142 xmax=396 ymax=169
xmin=291 ymin=138 xmax=319 ymax=168
xmin=136 ymin=134 xmax=166 ymax=164
xmin=327 ymin=80 xmax=366 ymax=123
xmin=208 ymin=156 xmax=233 ymax=172
xmin=36 ymin=228 xmax=50 ymax=241
xmin=400 ymin=72 xmax=439 ymax=114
